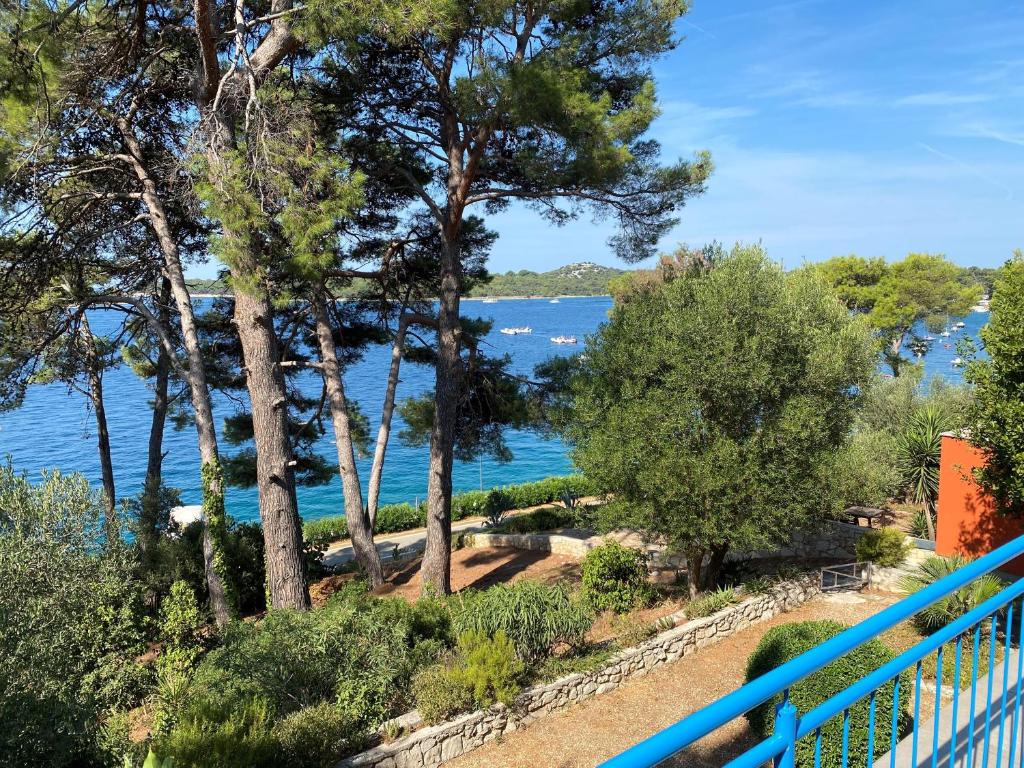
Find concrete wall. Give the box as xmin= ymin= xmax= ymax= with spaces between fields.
xmin=337 ymin=578 xmax=820 ymax=768
xmin=935 ymin=434 xmax=1024 ymax=576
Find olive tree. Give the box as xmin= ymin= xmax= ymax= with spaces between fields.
xmin=567 ymin=245 xmax=876 ymax=596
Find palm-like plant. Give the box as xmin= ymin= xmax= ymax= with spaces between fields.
xmin=897 ymin=406 xmax=947 ymax=540
xmin=899 ymin=555 xmax=1004 ymax=633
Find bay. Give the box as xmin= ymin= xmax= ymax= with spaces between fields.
xmin=0 ymin=297 xmax=986 ymax=525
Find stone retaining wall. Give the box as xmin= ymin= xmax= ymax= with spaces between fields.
xmin=338 ymin=577 xmax=820 ymax=768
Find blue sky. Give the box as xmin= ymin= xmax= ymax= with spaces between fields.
xmin=486 ymin=0 xmax=1024 ymax=273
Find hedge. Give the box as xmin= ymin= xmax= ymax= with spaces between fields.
xmin=302 ymin=475 xmax=599 ymax=548
xmin=745 ymin=620 xmax=910 ymax=768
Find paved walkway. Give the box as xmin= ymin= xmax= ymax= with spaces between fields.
xmin=876 ymin=648 xmax=1024 ymax=768
xmin=322 ymin=516 xmax=489 ymax=568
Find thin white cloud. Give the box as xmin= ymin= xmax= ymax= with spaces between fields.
xmin=896 ymin=91 xmax=995 ymax=107
xmin=917 ymin=142 xmax=1014 ymax=200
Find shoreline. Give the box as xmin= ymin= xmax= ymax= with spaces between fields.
xmin=186 ymin=292 xmax=612 ymax=301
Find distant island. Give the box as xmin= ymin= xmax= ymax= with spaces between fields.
xmin=467 ymin=262 xmax=624 ymax=297
xmin=186 ymin=261 xmax=625 ymax=299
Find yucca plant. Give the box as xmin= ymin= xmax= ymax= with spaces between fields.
xmin=897 ymin=406 xmax=947 ymax=540
xmin=899 ymin=555 xmax=1004 ymax=633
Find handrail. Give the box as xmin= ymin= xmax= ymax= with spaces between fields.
xmin=600 ymin=533 xmax=1024 ymax=768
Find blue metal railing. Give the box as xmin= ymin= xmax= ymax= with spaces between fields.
xmin=600 ymin=534 xmax=1024 ymax=768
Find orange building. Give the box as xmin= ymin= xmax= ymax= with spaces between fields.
xmin=935 ymin=433 xmax=1024 ymax=576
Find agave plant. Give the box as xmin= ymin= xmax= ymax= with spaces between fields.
xmin=899 ymin=555 xmax=1004 ymax=633
xmin=897 ymin=406 xmax=948 ymax=540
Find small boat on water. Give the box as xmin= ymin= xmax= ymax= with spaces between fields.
xmin=955 ymin=321 xmax=966 ymax=329
xmin=500 ymin=326 xmax=532 ymax=335
xmin=549 ymin=298 xmax=560 ymax=304
xmin=482 ymin=298 xmax=498 ymax=304
xmin=952 ymin=357 xmax=964 ymax=367
xmin=924 ymin=335 xmax=936 ymax=341
xmin=551 ymin=335 xmax=577 ymax=344
xmin=940 ymin=330 xmax=951 ymax=337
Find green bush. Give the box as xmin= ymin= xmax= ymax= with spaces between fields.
xmin=745 ymin=621 xmax=909 ymax=768
xmin=0 ymin=466 xmax=151 ymax=768
xmin=452 ymin=581 xmax=592 ymax=662
xmin=412 ymin=664 xmax=473 ymax=725
xmin=495 ymin=506 xmax=575 ymax=534
xmin=158 ymin=588 xmax=453 ymax=765
xmin=581 ymin=540 xmax=652 ymax=613
xmin=271 ymin=703 xmax=360 ymax=768
xmin=855 ymin=528 xmax=912 ymax=568
xmin=899 ymin=555 xmax=1005 ymax=633
xmin=684 ymin=587 xmax=736 ymax=619
xmin=153 ymin=695 xmax=277 ymax=768
xmin=909 ymin=510 xmax=932 ymax=540
xmin=452 ymin=630 xmax=524 ymax=707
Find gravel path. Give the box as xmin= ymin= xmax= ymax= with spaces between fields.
xmin=446 ymin=590 xmax=901 ymax=768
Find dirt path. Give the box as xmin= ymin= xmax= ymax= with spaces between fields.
xmin=447 ymin=590 xmax=901 ymax=768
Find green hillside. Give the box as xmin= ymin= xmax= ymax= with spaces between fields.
xmin=468 ymin=262 xmax=624 ymax=297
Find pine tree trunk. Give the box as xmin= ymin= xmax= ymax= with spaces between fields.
xmin=140 ymin=279 xmax=172 ymax=552
xmin=234 ymin=290 xmax=310 ymax=610
xmin=704 ymin=543 xmax=730 ymax=592
xmin=116 ymin=119 xmax=234 ymax=625
xmin=366 ymin=316 xmax=410 ymax=529
xmin=421 ymin=239 xmax=462 ymax=595
xmin=80 ymin=313 xmax=116 ymax=536
xmin=312 ymin=293 xmax=384 ymax=586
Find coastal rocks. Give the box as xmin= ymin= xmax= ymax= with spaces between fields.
xmin=337 ymin=577 xmax=820 ymax=768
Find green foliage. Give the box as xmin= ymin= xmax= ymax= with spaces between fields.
xmin=909 ymin=510 xmax=932 ymax=539
xmin=451 ymin=630 xmax=524 ymax=708
xmin=452 ymin=581 xmax=592 ymax=662
xmin=271 ymin=703 xmax=360 ymax=768
xmin=0 ymin=464 xmax=150 ymax=768
xmin=581 ymin=540 xmax=652 ymax=614
xmin=684 ymin=587 xmax=736 ymax=619
xmin=142 ymin=748 xmax=176 ymax=768
xmin=157 ymin=588 xmax=453 ymax=765
xmin=465 ymin=262 xmax=625 ymax=297
xmin=899 ymin=556 xmax=1005 ymax=633
xmin=966 ymin=252 xmax=1024 ymax=515
xmin=568 ymin=245 xmax=876 ymax=591
xmin=830 ymin=428 xmax=902 ymax=510
xmin=855 ymin=528 xmax=912 ymax=568
xmin=745 ymin=621 xmax=908 ymax=768
xmin=815 ymin=253 xmax=980 ymax=375
xmin=412 ymin=664 xmax=474 ymax=725
xmin=301 ymin=475 xmax=597 ymax=547
xmin=495 ymin=505 xmax=578 ymax=534
xmin=897 ymin=406 xmax=946 ymax=512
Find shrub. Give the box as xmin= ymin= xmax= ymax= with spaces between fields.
xmin=412 ymin=664 xmax=473 ymax=725
xmin=909 ymin=510 xmax=932 ymax=540
xmin=745 ymin=621 xmax=908 ymax=768
xmin=495 ymin=506 xmax=574 ymax=534
xmin=153 ymin=695 xmax=277 ymax=768
xmin=0 ymin=466 xmax=151 ymax=768
xmin=452 ymin=630 xmax=524 ymax=707
xmin=855 ymin=528 xmax=912 ymax=568
xmin=899 ymin=555 xmax=1005 ymax=633
xmin=158 ymin=588 xmax=453 ymax=764
xmin=271 ymin=703 xmax=361 ymax=768
xmin=581 ymin=540 xmax=652 ymax=613
xmin=452 ymin=581 xmax=592 ymax=662
xmin=685 ymin=587 xmax=736 ymax=619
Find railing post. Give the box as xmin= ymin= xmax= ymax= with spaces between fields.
xmin=773 ymin=696 xmax=798 ymax=768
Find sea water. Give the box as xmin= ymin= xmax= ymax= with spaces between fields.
xmin=0 ymin=297 xmax=986 ymax=524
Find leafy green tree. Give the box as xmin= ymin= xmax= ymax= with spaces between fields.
xmin=319 ymin=0 xmax=712 ymax=593
xmin=966 ymin=252 xmax=1024 ymax=514
xmin=0 ymin=463 xmax=149 ymax=768
xmin=567 ymin=245 xmax=875 ymax=596
xmin=815 ymin=253 xmax=980 ymax=375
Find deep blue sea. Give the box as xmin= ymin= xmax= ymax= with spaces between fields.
xmin=0 ymin=297 xmax=988 ymax=525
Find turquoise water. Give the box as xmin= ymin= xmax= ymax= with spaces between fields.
xmin=0 ymin=298 xmax=986 ymax=524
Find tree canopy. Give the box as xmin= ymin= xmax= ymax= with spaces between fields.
xmin=815 ymin=253 xmax=981 ymax=375
xmin=566 ymin=245 xmax=876 ymax=594
xmin=966 ymin=251 xmax=1024 ymax=515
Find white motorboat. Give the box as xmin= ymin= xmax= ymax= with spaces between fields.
xmin=940 ymin=330 xmax=951 ymax=337
xmin=482 ymin=298 xmax=498 ymax=304
xmin=550 ymin=335 xmax=577 ymax=344
xmin=549 ymin=298 xmax=560 ymax=303
xmin=955 ymin=321 xmax=966 ymax=328
xmin=500 ymin=326 xmax=532 ymax=335
xmin=952 ymin=357 xmax=964 ymax=367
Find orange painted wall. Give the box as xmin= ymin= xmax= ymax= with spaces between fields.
xmin=935 ymin=434 xmax=1024 ymax=576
